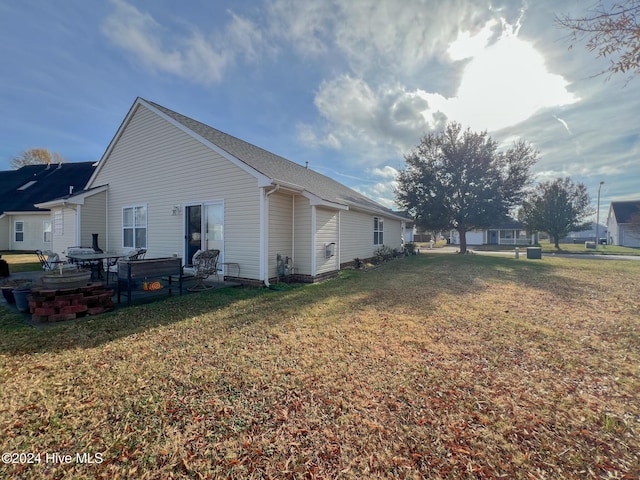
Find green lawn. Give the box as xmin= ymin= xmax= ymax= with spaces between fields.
xmin=1 ymin=253 xmax=639 ymax=479
xmin=0 ymin=251 xmax=42 ymax=273
xmin=470 ymin=242 xmax=640 ymax=255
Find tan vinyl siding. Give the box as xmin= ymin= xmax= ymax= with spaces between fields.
xmin=340 ymin=210 xmax=403 ymax=263
xmin=340 ymin=209 xmax=374 ymax=262
xmin=90 ymin=104 xmax=262 ymax=280
xmin=50 ymin=207 xmax=78 ymax=256
xmin=79 ymin=191 xmax=107 ymax=248
xmin=268 ymin=191 xmax=293 ymax=279
xmin=315 ymin=207 xmax=339 ymax=275
xmin=9 ymin=213 xmax=52 ymax=251
xmin=385 ymin=218 xmax=402 ymax=250
xmin=293 ymin=196 xmax=312 ymax=276
xmin=0 ymin=217 xmax=9 ymax=250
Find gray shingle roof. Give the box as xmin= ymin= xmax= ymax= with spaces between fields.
xmin=611 ymin=200 xmax=640 ymax=224
xmin=0 ymin=162 xmax=95 ymax=213
xmin=143 ymin=99 xmax=403 ymax=219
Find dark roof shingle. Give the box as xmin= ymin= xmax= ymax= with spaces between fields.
xmin=611 ymin=200 xmax=640 ymax=224
xmin=143 ymin=99 xmax=402 ymax=218
xmin=0 ymin=162 xmax=95 ymax=213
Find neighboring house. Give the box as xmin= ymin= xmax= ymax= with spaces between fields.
xmin=607 ymin=200 xmax=640 ymax=247
xmin=0 ymin=162 xmax=95 ymax=251
xmin=38 ymin=97 xmax=406 ymax=284
xmin=449 ymin=221 xmax=538 ymax=246
xmin=559 ymin=222 xmax=607 ymax=244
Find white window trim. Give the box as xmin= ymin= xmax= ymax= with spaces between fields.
xmin=43 ymin=220 xmax=52 ymax=243
xmin=15 ymin=221 xmax=24 ymax=242
xmin=122 ymin=204 xmax=148 ymax=249
xmin=374 ymin=216 xmax=384 ymax=246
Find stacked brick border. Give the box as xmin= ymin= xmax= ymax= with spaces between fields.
xmin=28 ymin=282 xmax=115 ymax=323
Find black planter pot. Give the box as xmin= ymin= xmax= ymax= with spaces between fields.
xmin=1 ymin=287 xmax=15 ymax=304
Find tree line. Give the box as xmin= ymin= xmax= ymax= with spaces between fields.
xmin=394 ymin=122 xmax=594 ymax=252
xmin=10 ymin=148 xmax=66 ymax=169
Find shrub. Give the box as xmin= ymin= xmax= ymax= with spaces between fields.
xmin=404 ymin=242 xmax=417 ymax=255
xmin=374 ymin=245 xmax=394 ymax=264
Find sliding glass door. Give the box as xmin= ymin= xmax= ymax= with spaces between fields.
xmin=185 ymin=202 xmax=223 ymax=268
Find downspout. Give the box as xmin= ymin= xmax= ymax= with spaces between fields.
xmin=291 ymin=195 xmax=295 ymax=275
xmin=311 ymin=205 xmax=316 ymax=278
xmin=75 ymin=205 xmax=81 ymax=247
xmin=337 ymin=210 xmax=341 ymax=270
xmin=105 ymin=192 xmax=109 ymax=251
xmin=262 ymin=184 xmax=280 ymax=287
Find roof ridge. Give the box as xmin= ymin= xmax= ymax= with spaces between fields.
xmin=141 ymin=98 xmax=402 ymax=217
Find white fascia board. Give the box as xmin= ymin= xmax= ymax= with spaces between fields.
xmin=269 ymin=178 xmax=305 ymax=193
xmin=345 ymin=203 xmax=407 ymax=221
xmin=34 ymin=185 xmax=109 ymax=209
xmin=3 ymin=211 xmax=50 ymax=216
xmin=302 ymin=191 xmax=349 ymax=210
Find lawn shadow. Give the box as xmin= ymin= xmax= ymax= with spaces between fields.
xmin=0 ymin=253 xmax=594 ymax=356
xmin=354 ymin=252 xmax=591 ymax=311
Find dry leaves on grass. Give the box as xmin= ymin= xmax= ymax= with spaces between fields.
xmin=0 ymin=254 xmax=639 ymax=479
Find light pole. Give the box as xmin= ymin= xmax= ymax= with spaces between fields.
xmin=595 ymin=181 xmax=604 ymax=251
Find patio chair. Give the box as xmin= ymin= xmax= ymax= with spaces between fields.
xmin=185 ymin=249 xmax=220 ymax=291
xmin=35 ymin=250 xmax=77 ymax=272
xmin=103 ymin=248 xmax=147 ymax=284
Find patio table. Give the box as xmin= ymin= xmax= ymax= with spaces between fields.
xmin=65 ymin=252 xmax=129 ymax=283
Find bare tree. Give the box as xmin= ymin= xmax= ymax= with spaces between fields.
xmin=556 ymin=1 xmax=640 ymax=80
xmin=11 ymin=148 xmax=65 ymax=169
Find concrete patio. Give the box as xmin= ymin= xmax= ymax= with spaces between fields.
xmin=0 ymin=269 xmax=242 ymax=325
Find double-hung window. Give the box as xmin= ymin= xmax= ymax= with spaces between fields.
xmin=43 ymin=220 xmax=52 ymax=243
xmin=123 ymin=205 xmax=147 ymax=249
xmin=15 ymin=221 xmax=24 ymax=242
xmin=373 ymin=216 xmax=384 ymax=245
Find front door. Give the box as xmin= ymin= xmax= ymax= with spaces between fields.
xmin=185 ymin=202 xmax=224 ymax=267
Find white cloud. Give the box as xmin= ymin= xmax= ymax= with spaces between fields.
xmin=447 ymin=19 xmax=498 ymax=61
xmin=102 ymin=0 xmax=269 ymax=84
xmin=350 ymin=165 xmax=401 ymax=209
xmin=296 ymin=122 xmax=341 ymax=149
xmin=266 ymin=0 xmax=333 ymax=57
xmin=303 ymin=13 xmax=580 ymax=169
xmin=226 ymin=11 xmax=272 ymax=63
xmin=455 ymin=26 xmax=578 ymax=130
xmin=332 ymin=0 xmax=492 ymax=78
xmin=371 ymin=166 xmax=398 ymax=179
xmin=310 ymin=75 xmax=432 ymax=162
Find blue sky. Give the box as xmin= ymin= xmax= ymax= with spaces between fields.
xmin=1 ymin=0 xmax=638 ymax=221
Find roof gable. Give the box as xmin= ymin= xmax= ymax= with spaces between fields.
xmin=611 ymin=200 xmax=640 ymax=224
xmin=0 ymin=162 xmax=96 ymax=213
xmin=92 ymin=97 xmax=402 ymax=219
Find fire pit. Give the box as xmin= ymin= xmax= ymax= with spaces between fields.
xmin=41 ymin=269 xmax=92 ymax=289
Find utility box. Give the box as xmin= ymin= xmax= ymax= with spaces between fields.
xmin=526 ymin=247 xmax=542 ymax=259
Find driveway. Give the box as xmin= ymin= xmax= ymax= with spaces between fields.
xmin=422 ymin=246 xmax=640 ymax=261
